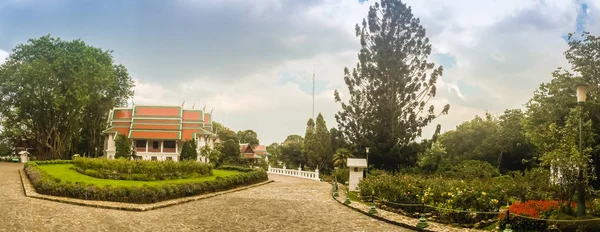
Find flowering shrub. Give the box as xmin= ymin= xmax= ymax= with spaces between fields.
xmin=501 ymin=200 xmax=560 ymax=218
xmin=357 ymin=169 xmax=559 ymax=225
xmin=497 ymin=200 xmax=560 ymax=231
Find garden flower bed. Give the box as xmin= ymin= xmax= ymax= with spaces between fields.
xmin=357 ymin=171 xmax=600 ymax=230
xmin=24 ymin=160 xmax=268 ymax=204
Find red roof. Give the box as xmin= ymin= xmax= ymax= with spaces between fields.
xmin=239 ymin=144 xmax=268 ymax=158
xmin=135 ymin=106 xmax=180 ymax=117
xmin=104 ymin=106 xmax=215 ymax=141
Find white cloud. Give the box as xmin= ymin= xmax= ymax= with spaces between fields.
xmin=0 ymin=49 xmax=8 ymax=65
xmin=133 ymin=0 xmax=586 ymax=144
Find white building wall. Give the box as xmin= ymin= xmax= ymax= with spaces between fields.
xmin=348 ymin=167 xmax=364 ymax=191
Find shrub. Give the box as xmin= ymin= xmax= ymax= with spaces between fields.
xmin=24 ymin=163 xmax=268 ymax=204
xmin=333 ymin=168 xmax=349 ymax=184
xmin=440 ymin=160 xmax=500 ymax=179
xmin=72 ymin=157 xmax=212 ymax=181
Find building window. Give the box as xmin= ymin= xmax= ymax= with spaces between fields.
xmin=166 ymin=157 xmax=173 ymax=161
xmin=163 ymin=141 xmax=176 ymax=153
xmin=152 ymin=141 xmax=159 ymax=149
xmin=151 ymin=156 xmax=157 ymax=161
xmin=163 ymin=141 xmax=176 ymax=149
xmin=135 ymin=140 xmax=147 ymax=148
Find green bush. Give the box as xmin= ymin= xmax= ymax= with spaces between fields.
xmin=333 ymin=168 xmax=349 ymax=184
xmin=439 ymin=160 xmax=500 ymax=179
xmin=72 ymin=157 xmax=212 ymax=180
xmin=24 ymin=163 xmax=268 ymax=204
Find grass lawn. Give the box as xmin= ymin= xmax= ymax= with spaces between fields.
xmin=37 ymin=164 xmax=241 ymax=187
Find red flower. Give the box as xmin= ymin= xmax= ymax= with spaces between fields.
xmin=499 ymin=200 xmax=560 ymax=219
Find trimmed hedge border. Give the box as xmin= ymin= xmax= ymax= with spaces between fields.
xmin=24 ymin=161 xmax=268 ymax=204
xmin=73 ymin=157 xmax=213 ymax=181
xmin=19 ymin=169 xmax=273 ymax=211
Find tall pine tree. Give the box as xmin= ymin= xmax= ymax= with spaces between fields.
xmin=334 ymin=0 xmax=449 ymax=170
xmin=302 ymin=118 xmax=316 ymax=169
xmin=314 ymin=114 xmax=332 ymax=172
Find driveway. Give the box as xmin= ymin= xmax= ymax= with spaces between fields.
xmin=0 ymin=162 xmax=405 ymax=232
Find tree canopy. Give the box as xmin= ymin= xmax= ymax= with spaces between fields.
xmin=237 ymin=129 xmax=259 ymax=147
xmin=0 ymin=35 xmax=134 ymax=160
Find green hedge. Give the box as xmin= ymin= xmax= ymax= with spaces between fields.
xmin=72 ymin=157 xmax=212 ymax=180
xmin=218 ymin=165 xmax=258 ymax=172
xmin=24 ymin=163 xmax=268 ymax=204
xmin=29 ymin=160 xmax=73 ymax=165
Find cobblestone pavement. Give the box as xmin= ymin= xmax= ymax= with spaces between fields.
xmin=0 ymin=162 xmax=406 ymax=232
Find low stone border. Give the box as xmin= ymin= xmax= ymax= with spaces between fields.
xmin=19 ymin=169 xmax=273 ymax=211
xmin=331 ymin=187 xmax=482 ymax=232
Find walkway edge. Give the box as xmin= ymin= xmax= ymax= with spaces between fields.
xmin=331 ymin=187 xmax=434 ymax=232
xmin=19 ymin=169 xmax=273 ymax=211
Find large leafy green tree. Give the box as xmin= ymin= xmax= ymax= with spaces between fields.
xmin=334 ymin=0 xmax=449 ymax=170
xmin=213 ymin=122 xmax=241 ymax=164
xmin=0 ymin=35 xmax=134 ymax=160
xmin=280 ymin=135 xmax=304 ymax=168
xmin=201 ymin=144 xmax=222 ymax=166
xmin=523 ymin=32 xmax=600 ymax=215
xmin=266 ymin=142 xmax=282 ymax=166
xmin=496 ymin=109 xmax=536 ymax=172
xmin=439 ymin=114 xmax=501 ymax=166
xmin=237 ymin=129 xmax=259 ymax=147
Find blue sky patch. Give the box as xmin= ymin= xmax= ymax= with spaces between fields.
xmin=433 ymin=53 xmax=457 ymax=69
xmin=562 ymin=3 xmax=588 ymax=42
xmin=276 ymin=71 xmax=328 ymax=95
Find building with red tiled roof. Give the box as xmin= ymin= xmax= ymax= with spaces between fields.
xmin=102 ymin=105 xmax=217 ymax=162
xmin=239 ymin=143 xmax=269 ymax=162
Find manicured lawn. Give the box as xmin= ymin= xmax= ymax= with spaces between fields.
xmin=37 ymin=164 xmax=240 ymax=187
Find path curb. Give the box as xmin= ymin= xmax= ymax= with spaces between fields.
xmin=331 ymin=185 xmax=434 ymax=232
xmin=19 ymin=169 xmax=273 ymax=211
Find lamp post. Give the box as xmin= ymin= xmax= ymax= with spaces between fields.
xmin=365 ymin=147 xmax=370 ymax=176
xmin=575 ymin=83 xmax=589 ymax=217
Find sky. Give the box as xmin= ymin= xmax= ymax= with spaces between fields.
xmin=0 ymin=0 xmax=598 ymax=145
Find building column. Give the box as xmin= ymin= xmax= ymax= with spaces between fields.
xmin=175 ymin=141 xmax=178 ymax=154
xmin=161 ymin=141 xmax=164 ymax=153
xmin=146 ymin=140 xmax=148 ymax=152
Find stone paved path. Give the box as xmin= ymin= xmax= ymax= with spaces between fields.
xmin=0 ymin=162 xmax=407 ymax=232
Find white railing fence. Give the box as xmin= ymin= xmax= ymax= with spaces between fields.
xmin=268 ymin=165 xmax=320 ymax=181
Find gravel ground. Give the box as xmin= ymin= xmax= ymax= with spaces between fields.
xmin=0 ymin=162 xmax=406 ymax=232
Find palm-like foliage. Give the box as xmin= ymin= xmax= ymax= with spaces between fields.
xmin=333 ymin=148 xmax=354 ymax=168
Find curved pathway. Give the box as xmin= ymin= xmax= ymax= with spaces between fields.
xmin=0 ymin=162 xmax=406 ymax=232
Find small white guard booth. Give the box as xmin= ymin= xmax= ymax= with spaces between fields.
xmin=347 ymin=158 xmax=367 ymax=191
xmin=19 ymin=150 xmax=29 ymax=163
